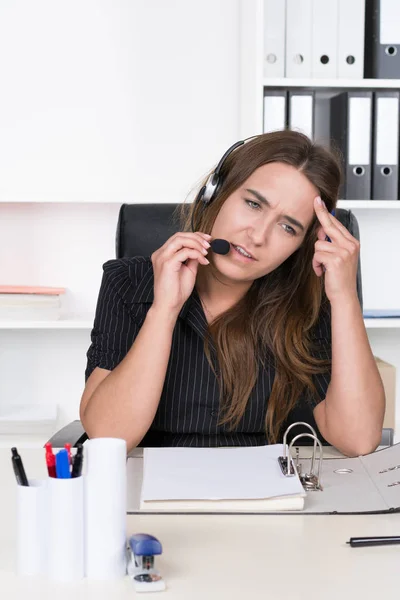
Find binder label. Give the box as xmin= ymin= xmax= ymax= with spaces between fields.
xmin=349 ymin=98 xmax=372 ymax=165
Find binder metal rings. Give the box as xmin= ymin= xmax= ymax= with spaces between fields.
xmin=278 ymin=422 xmax=323 ymax=492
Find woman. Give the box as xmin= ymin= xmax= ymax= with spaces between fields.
xmin=80 ymin=130 xmax=385 ymax=456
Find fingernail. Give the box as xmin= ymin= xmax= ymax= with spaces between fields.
xmin=316 ymin=196 xmax=323 ymax=205
xmin=204 ymin=234 xmax=212 ymax=239
xmin=203 ymin=241 xmax=211 ymax=248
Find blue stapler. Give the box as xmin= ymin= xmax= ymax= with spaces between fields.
xmin=126 ymin=533 xmax=166 ymax=592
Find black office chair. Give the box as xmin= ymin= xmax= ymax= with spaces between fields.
xmin=48 ymin=204 xmax=392 ymax=447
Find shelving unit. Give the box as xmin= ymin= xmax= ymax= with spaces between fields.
xmin=364 ymin=320 xmax=400 ymax=329
xmin=0 ymin=318 xmax=93 ymax=330
xmin=262 ymin=78 xmax=400 ymax=89
xmin=1 ymin=318 xmax=398 ymax=331
xmin=337 ymin=201 xmax=400 ymax=209
xmin=0 ymin=195 xmax=126 ymax=204
xmin=238 ymin=0 xmax=400 ymax=442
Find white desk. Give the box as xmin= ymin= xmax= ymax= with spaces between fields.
xmin=1 ymin=448 xmax=400 ymax=600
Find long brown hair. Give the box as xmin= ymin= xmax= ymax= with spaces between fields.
xmin=179 ymin=130 xmax=342 ymax=443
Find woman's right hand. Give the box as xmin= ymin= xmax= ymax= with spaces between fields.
xmin=151 ymin=231 xmax=212 ymax=317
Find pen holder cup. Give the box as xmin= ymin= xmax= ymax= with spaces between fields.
xmin=47 ymin=475 xmax=85 ymax=582
xmin=16 ymin=479 xmax=48 ymax=577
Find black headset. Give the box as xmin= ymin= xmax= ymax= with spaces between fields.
xmin=191 ymin=135 xmax=260 ymax=232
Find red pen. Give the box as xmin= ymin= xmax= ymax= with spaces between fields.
xmin=64 ymin=443 xmax=72 ymax=465
xmin=45 ymin=442 xmax=56 ymax=478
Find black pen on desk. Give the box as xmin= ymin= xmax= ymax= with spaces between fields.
xmin=71 ymin=443 xmax=84 ymax=478
xmin=347 ymin=536 xmax=400 ymax=548
xmin=11 ymin=447 xmax=29 ymax=486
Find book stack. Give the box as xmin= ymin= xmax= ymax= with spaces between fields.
xmin=0 ymin=286 xmax=66 ymax=320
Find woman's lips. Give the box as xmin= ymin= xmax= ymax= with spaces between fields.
xmin=230 ymin=244 xmax=256 ymax=262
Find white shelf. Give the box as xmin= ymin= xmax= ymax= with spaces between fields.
xmin=364 ymin=319 xmax=400 ymax=329
xmin=263 ymin=78 xmax=400 ymax=89
xmin=2 ymin=199 xmax=399 ymax=208
xmin=337 ymin=200 xmax=400 ymax=209
xmin=0 ymin=195 xmax=126 ymax=204
xmin=0 ymin=318 xmax=93 ymax=330
xmin=0 ymin=318 xmax=398 ymax=330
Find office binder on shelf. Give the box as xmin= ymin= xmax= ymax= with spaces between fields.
xmin=263 ymin=0 xmax=286 ymax=78
xmin=288 ymin=91 xmax=314 ymax=140
xmin=330 ymin=91 xmax=373 ymax=199
xmin=263 ymin=91 xmax=287 ymax=133
xmin=372 ymin=91 xmax=399 ymax=200
xmin=365 ymin=0 xmax=400 ymax=79
xmin=126 ymin=422 xmax=400 ymax=515
xmin=285 ymin=0 xmax=312 ymax=78
xmin=311 ymin=0 xmax=339 ymax=78
xmin=337 ymin=0 xmax=366 ymax=78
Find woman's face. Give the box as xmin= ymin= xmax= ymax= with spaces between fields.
xmin=209 ymin=161 xmax=319 ymax=283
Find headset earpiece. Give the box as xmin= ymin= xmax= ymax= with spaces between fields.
xmin=191 ymin=134 xmax=260 ymax=231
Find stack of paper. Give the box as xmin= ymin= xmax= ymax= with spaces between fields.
xmin=0 ymin=286 xmax=66 ymax=320
xmin=139 ymin=445 xmax=306 ymax=512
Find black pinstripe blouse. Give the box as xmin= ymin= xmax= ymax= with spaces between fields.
xmin=85 ymin=257 xmax=332 ymax=447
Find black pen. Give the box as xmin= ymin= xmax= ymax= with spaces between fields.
xmin=71 ymin=443 xmax=84 ymax=478
xmin=347 ymin=536 xmax=400 ymax=548
xmin=11 ymin=447 xmax=29 ymax=486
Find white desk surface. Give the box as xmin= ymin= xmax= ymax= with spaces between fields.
xmin=1 ymin=447 xmax=400 ymax=600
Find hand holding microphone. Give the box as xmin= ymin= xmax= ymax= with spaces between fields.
xmin=151 ymin=233 xmax=231 ymax=319
xmin=151 ymin=231 xmax=211 ymax=317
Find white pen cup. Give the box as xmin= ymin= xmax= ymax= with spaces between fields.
xmin=47 ymin=474 xmax=85 ymax=582
xmin=16 ymin=478 xmax=48 ymax=577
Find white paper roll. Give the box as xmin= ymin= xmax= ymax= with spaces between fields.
xmin=16 ymin=479 xmax=48 ymax=576
xmin=47 ymin=475 xmax=85 ymax=582
xmin=84 ymin=438 xmax=127 ymax=580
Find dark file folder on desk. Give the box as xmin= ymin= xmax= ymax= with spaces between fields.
xmin=330 ymin=91 xmax=372 ymax=200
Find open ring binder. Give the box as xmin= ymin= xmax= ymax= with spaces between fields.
xmin=127 ymin=422 xmax=400 ymax=515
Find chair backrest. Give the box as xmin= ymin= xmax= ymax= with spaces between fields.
xmin=116 ymin=204 xmax=363 ymax=309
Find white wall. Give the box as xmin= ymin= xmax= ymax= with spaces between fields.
xmin=0 ymin=0 xmax=242 ymax=442
xmin=0 ymin=0 xmax=240 ymax=204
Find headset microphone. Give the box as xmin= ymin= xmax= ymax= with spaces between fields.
xmin=210 ymin=239 xmax=230 ymax=255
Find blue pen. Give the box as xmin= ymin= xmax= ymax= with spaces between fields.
xmin=55 ymin=448 xmax=71 ymax=479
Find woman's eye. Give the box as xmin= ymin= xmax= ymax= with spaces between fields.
xmin=282 ymin=224 xmax=296 ymax=236
xmin=245 ymin=199 xmax=261 ymax=210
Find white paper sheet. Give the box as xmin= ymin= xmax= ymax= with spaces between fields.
xmin=141 ymin=445 xmax=305 ymax=502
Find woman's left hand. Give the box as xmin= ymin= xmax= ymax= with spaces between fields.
xmin=312 ymin=196 xmax=360 ymax=304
